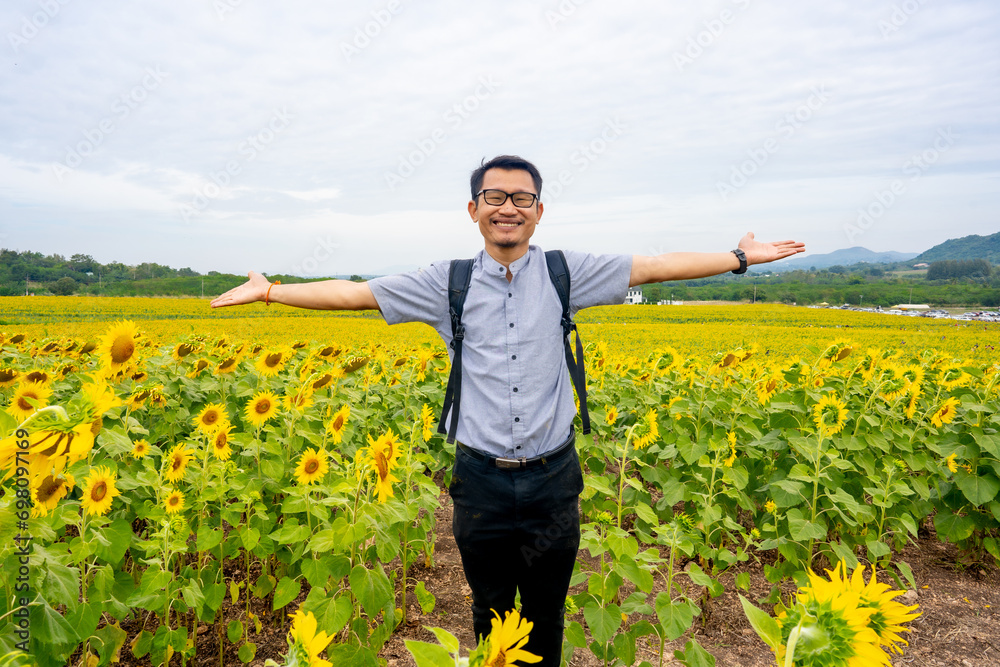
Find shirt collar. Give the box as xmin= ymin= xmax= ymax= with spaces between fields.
xmin=478 ymin=246 xmax=535 ymax=278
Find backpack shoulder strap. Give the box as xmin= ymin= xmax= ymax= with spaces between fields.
xmin=439 ymin=259 xmax=474 ymax=443
xmin=545 ymin=250 xmax=591 ymax=435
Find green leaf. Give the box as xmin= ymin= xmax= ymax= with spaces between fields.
xmin=196 ymin=525 xmax=224 ymax=551
xmin=786 ymin=508 xmax=827 ymax=541
xmin=404 ymin=640 xmax=453 ymax=667
xmin=674 ymin=637 xmax=716 ymax=667
xmin=302 ymin=558 xmax=331 ymax=588
xmin=94 ymin=519 xmax=132 ymax=564
xmin=66 ymin=601 xmax=100 ymax=643
xmin=349 ymin=564 xmax=394 ymax=619
xmin=583 ymin=603 xmax=621 ymax=644
xmin=227 ymin=620 xmax=244 ymax=643
xmin=655 ymin=593 xmax=694 ymax=641
xmin=829 ymin=541 xmax=859 ymax=570
xmin=272 ymin=576 xmax=301 ymax=610
xmin=328 ymin=644 xmax=379 ymax=667
xmin=738 ymin=595 xmax=780 ymax=649
xmin=616 ymin=559 xmax=654 ymax=593
xmin=677 ymin=438 xmax=708 ymax=465
xmin=934 ymin=511 xmax=976 ymax=542
xmin=633 ymin=502 xmax=659 ymax=526
xmin=322 ymin=595 xmax=353 ymax=636
xmin=866 ymin=537 xmax=890 ymax=559
xmin=735 ymin=572 xmax=751 ymax=592
xmin=415 ymin=581 xmax=436 ymax=614
xmin=427 ymin=627 xmax=459 ymax=654
xmin=238 ymin=641 xmax=257 ymax=663
xmin=955 ymin=471 xmax=1000 ymax=506
xmin=565 ymin=620 xmax=587 ymax=648
xmin=895 ymin=561 xmax=916 ymax=590
xmin=93 ymin=622 xmax=127 ymax=667
xmin=30 ymin=600 xmax=79 ymax=645
xmin=241 ymin=527 xmax=261 ymax=550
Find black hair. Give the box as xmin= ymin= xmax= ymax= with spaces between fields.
xmin=469 ymin=155 xmax=543 ymax=201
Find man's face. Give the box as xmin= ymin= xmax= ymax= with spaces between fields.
xmin=468 ymin=168 xmax=543 ymax=259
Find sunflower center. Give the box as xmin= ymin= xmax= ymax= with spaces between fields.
xmin=332 ymin=415 xmax=345 ymax=431
xmin=219 ymin=358 xmax=236 ymax=370
xmin=374 ymin=451 xmax=389 ymax=479
xmin=36 ymin=476 xmax=64 ymax=503
xmin=203 ymin=411 xmax=219 ymax=425
xmin=172 ymin=455 xmax=184 ymax=472
xmin=265 ymin=353 xmax=282 ymax=367
xmin=17 ymin=393 xmax=39 ymax=411
xmin=26 ymin=371 xmax=48 ymax=383
xmin=177 ymin=344 xmax=193 ymax=357
xmin=91 ymin=481 xmax=107 ymax=502
xmin=215 ymin=433 xmax=228 ymax=449
xmin=305 ymin=459 xmax=319 ymax=474
xmin=0 ymin=369 xmax=15 ymax=382
xmin=255 ymin=399 xmax=271 ymax=415
xmin=110 ymin=335 xmax=135 ymax=364
xmin=168 ymin=495 xmax=180 ymax=507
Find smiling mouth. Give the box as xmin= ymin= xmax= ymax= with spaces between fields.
xmin=492 ymin=219 xmax=522 ymax=228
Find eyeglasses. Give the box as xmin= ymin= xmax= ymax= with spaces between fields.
xmin=476 ymin=189 xmax=538 ymax=208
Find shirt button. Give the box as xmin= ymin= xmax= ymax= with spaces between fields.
xmin=499 ymin=267 xmax=504 ymax=272
xmin=514 ymin=417 xmax=520 ymax=422
xmin=508 ymin=292 xmax=512 ymax=297
xmin=516 ymin=445 xmax=521 ymax=450
xmin=511 ymin=354 xmax=516 ymax=360
xmin=509 ymin=323 xmax=514 ymax=328
xmin=513 ymin=387 xmax=518 ymax=392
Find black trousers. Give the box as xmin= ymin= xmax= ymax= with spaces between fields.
xmin=449 ymin=436 xmax=583 ymax=667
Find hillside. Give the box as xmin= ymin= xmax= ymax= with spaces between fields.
xmin=764 ymin=246 xmax=918 ymax=272
xmin=914 ymin=231 xmax=1000 ymax=263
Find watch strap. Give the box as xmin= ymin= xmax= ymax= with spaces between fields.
xmin=731 ymin=248 xmax=747 ymax=274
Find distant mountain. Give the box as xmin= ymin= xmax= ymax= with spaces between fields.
xmin=914 ymin=231 xmax=1000 ymax=264
xmin=763 ymin=247 xmax=919 ymax=273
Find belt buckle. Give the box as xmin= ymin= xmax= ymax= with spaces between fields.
xmin=495 ymin=456 xmax=525 ymax=470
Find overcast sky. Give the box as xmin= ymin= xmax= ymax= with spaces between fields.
xmin=2 ymin=1 xmax=998 ymax=277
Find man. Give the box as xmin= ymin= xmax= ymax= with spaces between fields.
xmin=210 ymin=155 xmax=804 ymax=665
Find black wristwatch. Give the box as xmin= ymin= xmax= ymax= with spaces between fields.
xmin=731 ymin=248 xmax=747 ymax=274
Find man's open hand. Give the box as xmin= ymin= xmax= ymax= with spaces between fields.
xmin=209 ymin=271 xmax=270 ymax=308
xmin=738 ymin=232 xmax=805 ymax=267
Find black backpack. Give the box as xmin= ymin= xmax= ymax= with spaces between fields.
xmin=437 ymin=250 xmax=590 ymax=444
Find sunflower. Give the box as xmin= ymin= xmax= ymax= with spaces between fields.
xmin=81 ymin=380 xmax=122 ymax=436
xmin=127 ymin=389 xmax=150 ymax=410
xmin=605 ymin=405 xmax=618 ymax=427
xmin=187 ymin=358 xmax=211 ymax=379
xmin=23 ymin=369 xmax=52 ymax=385
xmin=255 ymin=348 xmax=290 ymax=377
xmin=295 ymin=448 xmax=329 ymax=485
xmin=751 ymin=369 xmax=778 ymax=406
xmin=131 ymin=439 xmax=150 ymax=459
xmin=244 ymin=391 xmax=280 ymax=429
xmin=164 ymin=444 xmax=194 ymax=483
xmin=775 ymin=565 xmax=890 ymax=667
xmin=283 ymin=385 xmax=314 ymax=413
xmin=288 ymin=610 xmax=333 ymax=667
xmin=7 ymin=382 xmax=52 ymax=423
xmin=930 ymin=397 xmax=960 ymax=428
xmin=837 ymin=563 xmax=921 ymax=654
xmin=314 ymin=344 xmax=340 ymax=360
xmin=98 ymin=320 xmax=139 ymax=371
xmin=164 ymin=489 xmax=185 ymax=514
xmin=631 ymin=408 xmax=659 ymax=450
xmin=171 ymin=342 xmax=196 ymax=362
xmin=818 ymin=340 xmax=853 ymax=368
xmin=214 ymin=355 xmax=240 ymax=375
xmin=360 ymin=430 xmax=401 ymax=502
xmin=310 ymin=372 xmax=335 ymax=391
xmin=0 ymin=367 xmax=19 ymax=387
xmin=764 ymin=500 xmax=778 ymax=514
xmin=724 ymin=431 xmax=737 ymax=468
xmin=482 ymin=609 xmax=542 ymax=666
xmin=80 ymin=466 xmax=121 ymax=517
xmin=211 ymin=426 xmax=234 ymax=461
xmin=813 ymin=394 xmax=848 ymax=438
xmin=32 ymin=473 xmax=74 ymax=516
xmin=945 ymin=453 xmax=958 ymax=473
xmin=421 ymin=403 xmax=434 ymax=442
xmin=937 ymin=364 xmax=972 ymax=390
xmin=326 ymin=405 xmax=350 ymax=444
xmin=194 ymin=403 xmax=229 ymax=434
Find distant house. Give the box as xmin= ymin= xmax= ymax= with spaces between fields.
xmin=913 ymin=263 xmax=929 ymax=269
xmin=624 ymin=288 xmax=644 ymax=305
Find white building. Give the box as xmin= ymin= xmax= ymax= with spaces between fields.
xmin=624 ymin=288 xmax=644 ymax=304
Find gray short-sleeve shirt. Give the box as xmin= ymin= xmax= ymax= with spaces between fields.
xmin=368 ymin=245 xmax=632 ymax=457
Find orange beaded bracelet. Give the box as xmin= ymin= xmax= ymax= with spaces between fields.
xmin=265 ymin=280 xmax=281 ymax=306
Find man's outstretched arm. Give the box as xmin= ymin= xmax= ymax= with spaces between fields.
xmin=209 ymin=270 xmax=379 ymax=311
xmin=629 ymin=232 xmax=805 ymax=287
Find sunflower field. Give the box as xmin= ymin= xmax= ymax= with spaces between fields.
xmin=0 ymin=299 xmax=998 ymax=667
